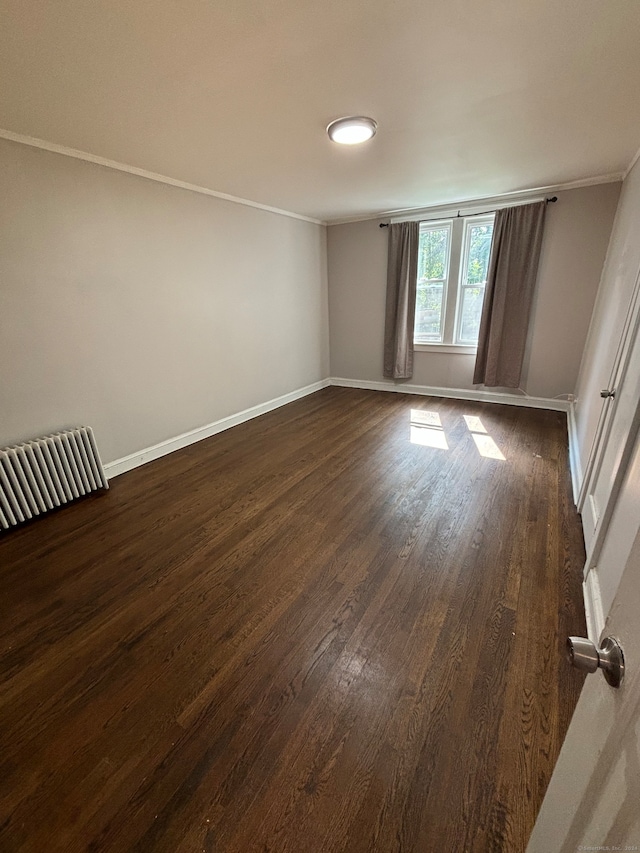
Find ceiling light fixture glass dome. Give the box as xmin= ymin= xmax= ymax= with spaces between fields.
xmin=327 ymin=116 xmax=377 ymax=145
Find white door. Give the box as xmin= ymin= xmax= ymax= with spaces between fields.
xmin=579 ymin=265 xmax=640 ymax=566
xmin=527 ymin=465 xmax=640 ymax=850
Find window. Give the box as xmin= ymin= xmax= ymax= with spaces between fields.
xmin=413 ymin=215 xmax=494 ymax=349
xmin=414 ymin=222 xmax=452 ymax=343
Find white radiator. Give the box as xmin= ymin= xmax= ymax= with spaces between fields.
xmin=0 ymin=427 xmax=109 ymax=530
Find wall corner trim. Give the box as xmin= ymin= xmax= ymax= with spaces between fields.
xmin=567 ymin=401 xmax=583 ymax=506
xmin=329 ymin=377 xmax=571 ymax=412
xmin=104 ymin=379 xmax=330 ymax=478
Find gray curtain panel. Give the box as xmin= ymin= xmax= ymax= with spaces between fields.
xmin=473 ymin=201 xmax=546 ymax=388
xmin=383 ymin=221 xmax=419 ymax=379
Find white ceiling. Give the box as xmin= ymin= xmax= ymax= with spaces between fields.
xmin=1 ymin=0 xmax=639 ymax=222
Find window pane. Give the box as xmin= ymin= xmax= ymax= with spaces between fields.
xmin=415 ymin=224 xmax=450 ymax=343
xmin=459 ymin=285 xmax=485 ymax=342
xmin=415 ymin=282 xmax=444 ymax=341
xmin=466 ymin=224 xmax=493 ymax=284
xmin=418 ymin=228 xmax=448 ymax=280
xmin=455 ymin=220 xmax=493 ymax=345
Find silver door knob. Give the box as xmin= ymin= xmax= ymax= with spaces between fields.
xmin=567 ymin=636 xmax=625 ymax=688
xmin=600 ymin=388 xmax=616 ymax=398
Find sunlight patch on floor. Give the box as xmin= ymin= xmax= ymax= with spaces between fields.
xmin=463 ymin=415 xmax=487 ymax=434
xmin=410 ymin=410 xmax=448 ymax=449
xmin=471 ymin=432 xmax=506 ymax=460
xmin=410 ymin=425 xmax=449 ymax=449
xmin=409 ymin=409 xmax=505 ymax=458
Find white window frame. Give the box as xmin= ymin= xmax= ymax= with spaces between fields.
xmin=413 ymin=213 xmax=494 ymax=354
xmin=414 ymin=220 xmax=452 ymax=345
xmin=454 ymin=214 xmax=495 ymax=346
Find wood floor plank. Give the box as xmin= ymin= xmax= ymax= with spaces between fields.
xmin=0 ymin=387 xmax=587 ymax=852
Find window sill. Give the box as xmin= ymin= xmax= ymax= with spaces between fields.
xmin=414 ymin=343 xmax=478 ymax=355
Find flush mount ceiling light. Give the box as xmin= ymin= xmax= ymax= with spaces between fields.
xmin=327 ymin=116 xmax=377 ymax=145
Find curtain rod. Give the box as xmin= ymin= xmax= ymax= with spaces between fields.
xmin=379 ymin=196 xmax=558 ymax=227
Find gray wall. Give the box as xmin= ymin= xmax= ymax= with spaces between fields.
xmin=0 ymin=139 xmax=329 ymax=464
xmin=328 ymin=183 xmax=621 ymax=399
xmin=573 ymin=158 xmax=640 ymax=479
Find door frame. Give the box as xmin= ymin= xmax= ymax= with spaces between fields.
xmin=578 ymin=264 xmax=640 ymax=575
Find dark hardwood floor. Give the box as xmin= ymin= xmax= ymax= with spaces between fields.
xmin=0 ymin=387 xmax=587 ymax=852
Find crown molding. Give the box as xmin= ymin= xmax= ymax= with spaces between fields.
xmin=1 ymin=126 xmax=630 ymax=226
xmin=0 ymin=128 xmax=325 ymax=226
xmin=327 ymin=172 xmax=625 ymax=226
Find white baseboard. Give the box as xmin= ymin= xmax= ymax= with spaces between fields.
xmin=104 ymin=379 xmax=330 ymax=478
xmin=329 ymin=377 xmax=571 ymax=412
xmin=567 ymin=402 xmax=583 ymax=505
xmin=104 ymin=376 xmax=571 ymax=480
xmin=583 ymin=568 xmax=605 ymax=643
